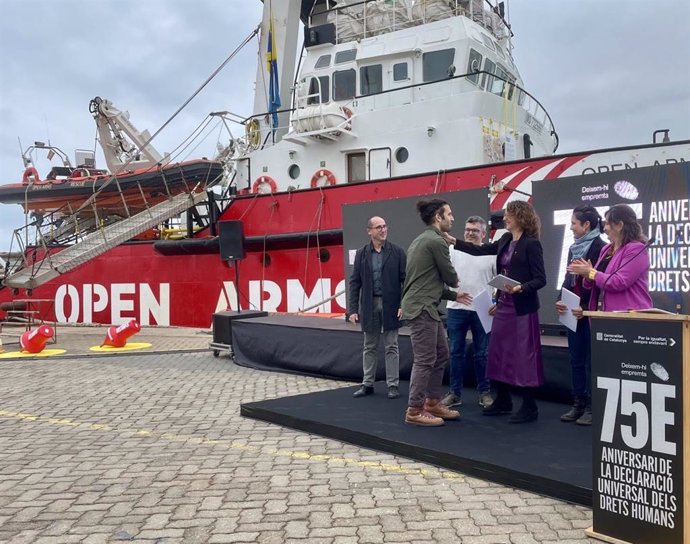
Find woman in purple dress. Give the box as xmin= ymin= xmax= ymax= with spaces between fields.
xmin=448 ymin=201 xmax=546 ymax=423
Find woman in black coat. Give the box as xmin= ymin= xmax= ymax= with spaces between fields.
xmin=555 ymin=205 xmax=606 ymax=426
xmin=447 ymin=201 xmax=546 ymax=423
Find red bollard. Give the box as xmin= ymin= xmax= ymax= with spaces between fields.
xmin=102 ymin=319 xmax=141 ymax=348
xmin=20 ymin=325 xmax=54 ymax=353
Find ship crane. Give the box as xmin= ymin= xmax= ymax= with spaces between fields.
xmin=89 ymin=96 xmax=170 ymax=173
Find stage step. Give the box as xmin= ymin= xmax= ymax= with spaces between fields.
xmin=4 ymin=191 xmax=207 ymax=290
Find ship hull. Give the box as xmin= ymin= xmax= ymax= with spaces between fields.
xmin=1 ymin=141 xmax=688 ymax=327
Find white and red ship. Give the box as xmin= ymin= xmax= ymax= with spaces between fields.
xmin=1 ymin=0 xmax=688 ymax=327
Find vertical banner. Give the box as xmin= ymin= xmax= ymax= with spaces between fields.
xmin=589 ymin=315 xmax=685 ymax=544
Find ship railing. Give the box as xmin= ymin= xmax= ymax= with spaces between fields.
xmin=311 ymin=0 xmax=511 ymax=45
xmin=244 ymin=68 xmax=558 ymax=154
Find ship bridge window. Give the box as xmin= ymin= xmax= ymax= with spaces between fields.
xmin=422 ymin=48 xmax=455 ymax=82
xmin=360 ymin=64 xmax=383 ymax=95
xmin=481 ymin=34 xmax=495 ymax=50
xmin=307 ymin=75 xmax=330 ymax=104
xmin=481 ymin=58 xmax=495 ymax=91
xmin=466 ymin=49 xmax=483 ymax=85
xmin=315 ymin=54 xmax=331 ymax=69
xmin=393 ymin=62 xmax=408 ymax=81
xmin=335 ymin=49 xmax=357 ymax=64
xmin=333 ymin=69 xmax=356 ymax=101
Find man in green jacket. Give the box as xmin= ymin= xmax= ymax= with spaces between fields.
xmin=402 ymin=199 xmax=472 ymax=426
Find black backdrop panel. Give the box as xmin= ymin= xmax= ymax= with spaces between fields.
xmin=533 ymin=162 xmax=690 ymax=326
xmin=219 ymin=220 xmax=246 ymax=260
xmin=341 ymin=189 xmax=489 ymax=310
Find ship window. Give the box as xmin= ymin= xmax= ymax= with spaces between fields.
xmin=288 ymin=164 xmax=300 ymax=179
xmin=315 ymin=54 xmax=331 ymax=69
xmin=493 ymin=42 xmax=505 ymax=59
xmin=481 ymin=34 xmax=495 ymax=50
xmin=422 ymin=48 xmax=455 ymax=82
xmin=360 ymin=64 xmax=383 ymax=95
xmin=333 ymin=69 xmax=356 ymax=101
xmin=307 ymin=75 xmax=330 ymax=104
xmin=393 ymin=62 xmax=408 ymax=81
xmin=395 ymin=147 xmax=409 ymax=163
xmin=347 ymin=152 xmax=366 ymax=182
xmin=467 ymin=49 xmax=482 ymax=85
xmin=335 ymin=49 xmax=357 ymax=64
xmin=481 ymin=58 xmax=495 ymax=90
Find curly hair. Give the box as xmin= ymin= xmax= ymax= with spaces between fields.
xmin=416 ymin=199 xmax=449 ymax=225
xmin=506 ymin=200 xmax=540 ymax=238
xmin=605 ymin=204 xmax=647 ymax=246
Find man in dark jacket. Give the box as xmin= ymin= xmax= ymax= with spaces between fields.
xmin=348 ymin=216 xmax=406 ymax=399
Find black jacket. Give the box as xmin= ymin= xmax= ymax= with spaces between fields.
xmin=454 ymin=232 xmax=546 ymax=315
xmin=559 ymin=236 xmax=606 ymax=308
xmin=348 ymin=241 xmax=406 ymax=332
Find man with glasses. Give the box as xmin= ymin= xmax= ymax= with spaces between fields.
xmin=348 ymin=216 xmax=407 ymax=399
xmin=442 ymin=216 xmax=496 ymax=409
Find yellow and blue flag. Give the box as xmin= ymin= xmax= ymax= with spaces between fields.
xmin=267 ymin=20 xmax=281 ymax=130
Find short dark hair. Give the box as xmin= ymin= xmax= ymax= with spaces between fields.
xmin=416 ymin=199 xmax=448 ymax=225
xmin=572 ymin=205 xmax=602 ymax=232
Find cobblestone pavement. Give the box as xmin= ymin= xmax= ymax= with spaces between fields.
xmin=0 ymin=350 xmax=592 ymax=544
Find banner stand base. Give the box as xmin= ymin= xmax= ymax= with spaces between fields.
xmin=585 ymin=527 xmax=632 ymax=544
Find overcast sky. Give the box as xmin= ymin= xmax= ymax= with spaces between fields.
xmin=1 ymin=0 xmax=689 ymax=253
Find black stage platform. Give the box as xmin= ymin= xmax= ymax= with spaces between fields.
xmin=233 ymin=314 xmax=591 ymax=506
xmin=242 ymin=382 xmax=592 ymax=506
xmin=232 ymin=315 xmax=573 ymax=403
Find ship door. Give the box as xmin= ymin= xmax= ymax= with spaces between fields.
xmin=389 ymin=59 xmax=413 ymax=106
xmin=369 ymin=147 xmax=391 ymax=180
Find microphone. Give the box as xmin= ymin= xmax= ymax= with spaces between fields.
xmin=597 ymin=238 xmax=655 ymax=310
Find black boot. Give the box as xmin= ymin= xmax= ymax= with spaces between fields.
xmin=509 ymin=389 xmax=538 ymax=424
xmin=483 ymin=382 xmax=512 ymax=416
xmin=560 ymin=396 xmax=586 ymax=422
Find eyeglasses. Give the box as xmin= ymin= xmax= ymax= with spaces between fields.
xmin=369 ymin=224 xmax=387 ymax=231
xmin=464 ymin=228 xmax=481 ymax=234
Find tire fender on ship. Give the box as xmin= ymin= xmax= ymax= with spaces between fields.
xmin=22 ymin=167 xmax=41 ymax=185
xmin=311 ymin=169 xmax=336 ymax=188
xmin=252 ymin=175 xmax=277 ymax=194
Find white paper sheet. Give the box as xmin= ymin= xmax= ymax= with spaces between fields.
xmin=559 ymin=288 xmax=581 ymax=332
xmin=472 ymin=289 xmax=494 ymax=334
xmin=488 ymin=274 xmax=520 ymax=292
xmin=348 ymin=249 xmax=357 ymax=265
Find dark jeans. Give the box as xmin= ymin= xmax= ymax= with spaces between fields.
xmin=447 ymin=308 xmax=490 ymax=395
xmin=568 ymin=317 xmax=592 ymax=400
xmin=407 ymin=311 xmax=449 ymax=408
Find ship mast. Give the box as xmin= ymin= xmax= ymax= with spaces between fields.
xmin=252 ymin=0 xmax=301 ymax=143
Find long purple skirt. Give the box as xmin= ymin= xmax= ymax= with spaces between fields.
xmin=487 ymin=294 xmax=544 ymax=387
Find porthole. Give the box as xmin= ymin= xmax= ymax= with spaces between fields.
xmin=288 ymin=164 xmax=300 ymax=179
xmin=318 ymin=249 xmax=330 ymax=263
xmin=395 ymin=147 xmax=409 ymax=163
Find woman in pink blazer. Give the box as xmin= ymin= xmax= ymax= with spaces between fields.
xmin=568 ymin=204 xmax=652 ymax=312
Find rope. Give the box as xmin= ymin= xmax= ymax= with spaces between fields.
xmin=301 ymin=190 xmax=326 ymax=311
xmin=74 ymin=25 xmax=260 ymax=216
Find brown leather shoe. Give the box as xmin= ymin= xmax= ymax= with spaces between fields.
xmin=405 ymin=408 xmax=444 ymax=426
xmin=424 ymin=398 xmax=461 ymax=420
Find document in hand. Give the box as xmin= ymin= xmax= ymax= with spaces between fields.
xmin=559 ymin=288 xmax=580 ymax=332
xmin=488 ymin=274 xmax=520 ymax=292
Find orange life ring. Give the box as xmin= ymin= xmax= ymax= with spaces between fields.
xmin=311 ymin=169 xmax=337 ymax=188
xmin=22 ymin=167 xmax=41 ymax=185
xmin=252 ymin=175 xmax=277 ymax=193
